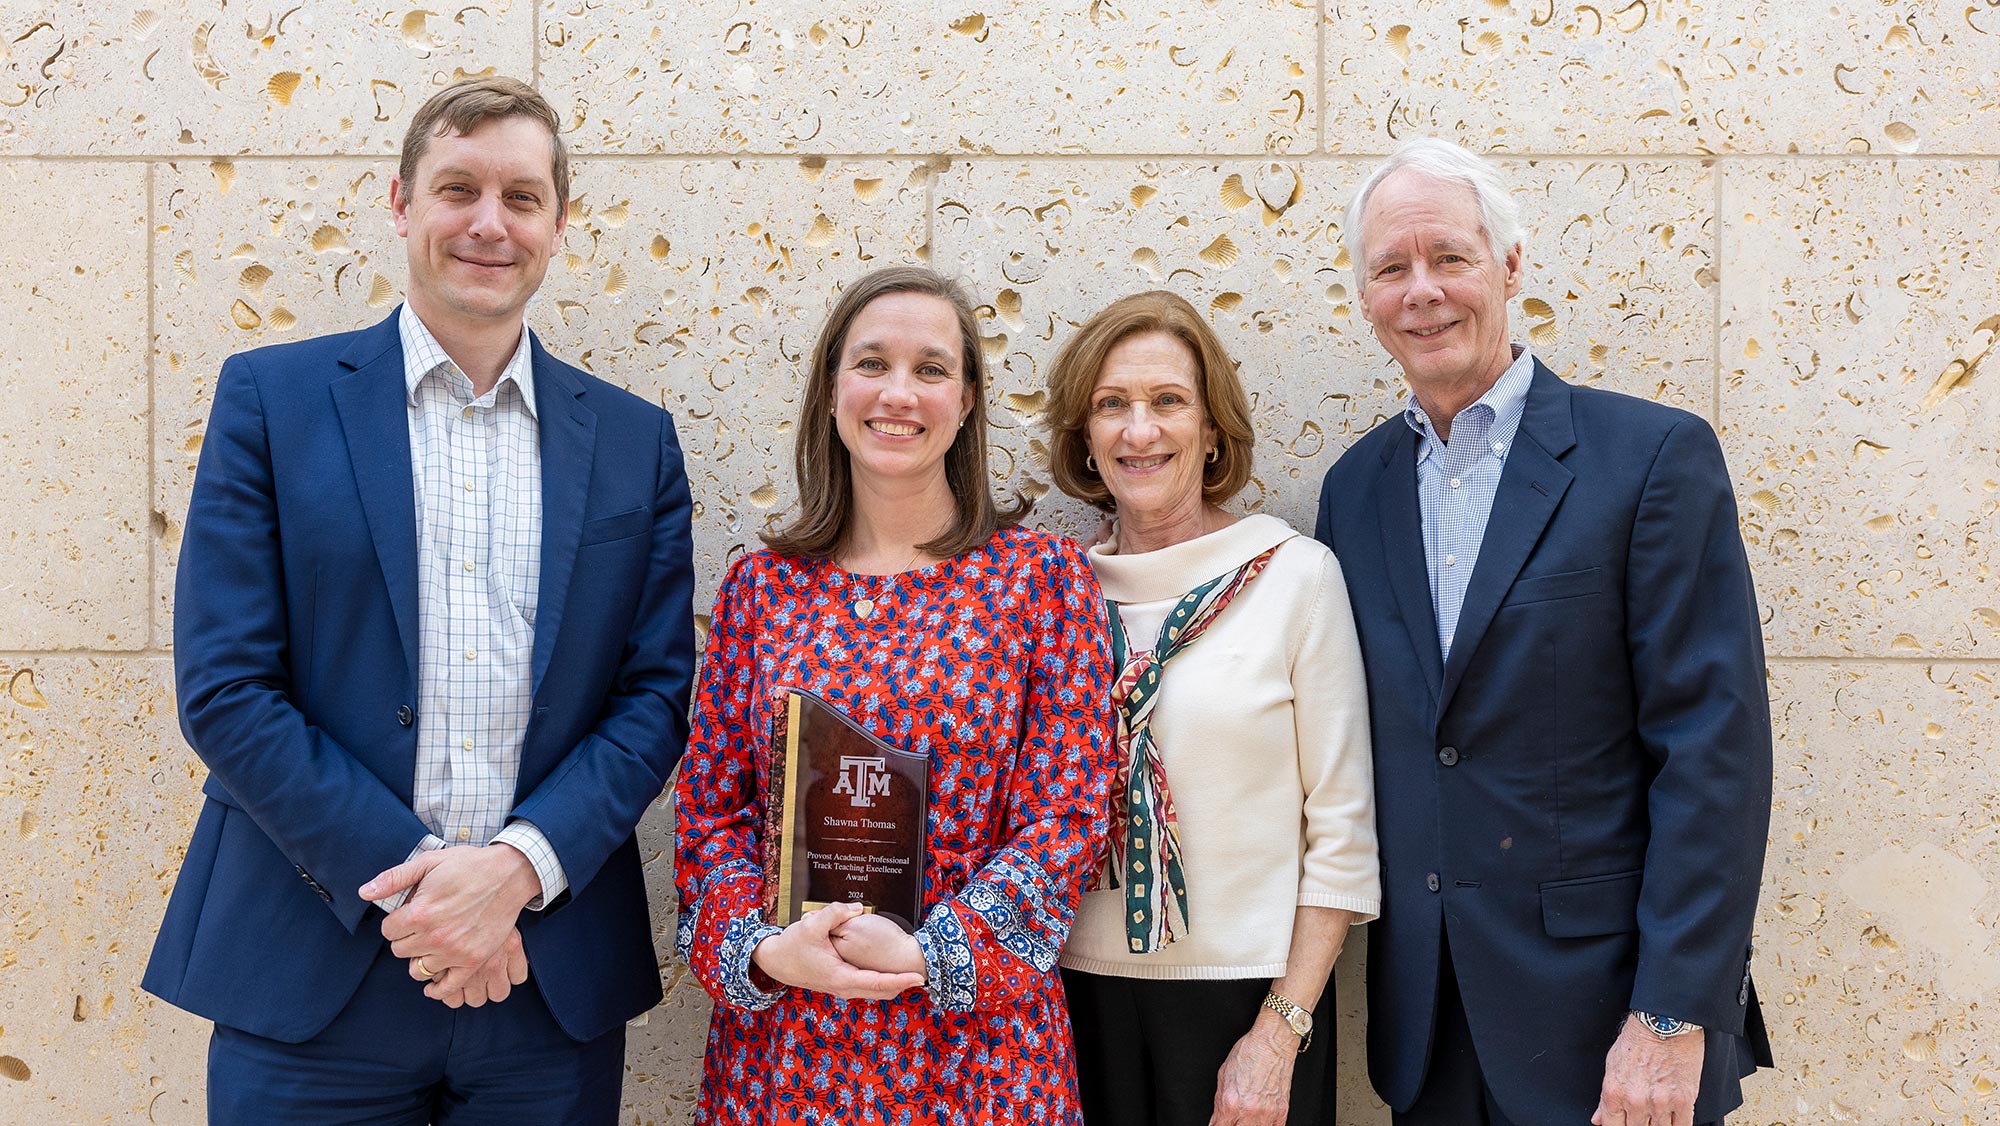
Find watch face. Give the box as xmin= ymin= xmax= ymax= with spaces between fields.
xmin=1289 ymin=1010 xmax=1312 ymax=1035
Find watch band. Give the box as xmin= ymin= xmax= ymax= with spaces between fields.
xmin=1630 ymin=1010 xmax=1702 ymax=1039
xmin=1261 ymin=991 xmax=1313 ymax=1052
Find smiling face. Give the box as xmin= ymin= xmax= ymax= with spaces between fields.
xmin=1359 ymin=167 xmax=1523 ymax=404
xmin=390 ymin=113 xmax=567 ymax=337
xmin=832 ymin=292 xmax=974 ymax=495
xmin=1085 ymin=331 xmax=1214 ymax=527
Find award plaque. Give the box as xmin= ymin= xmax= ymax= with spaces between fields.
xmin=762 ymin=688 xmax=930 ymax=932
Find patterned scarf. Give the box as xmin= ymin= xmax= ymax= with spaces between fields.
xmin=1089 ymin=544 xmax=1280 ymax=953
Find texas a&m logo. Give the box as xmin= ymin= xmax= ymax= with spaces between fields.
xmin=832 ymin=755 xmax=892 ymax=808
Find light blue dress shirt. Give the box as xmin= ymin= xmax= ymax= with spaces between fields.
xmin=1404 ymin=345 xmax=1535 ymax=661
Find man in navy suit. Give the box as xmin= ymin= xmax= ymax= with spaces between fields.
xmin=144 ymin=76 xmax=694 ymax=1123
xmin=1315 ymin=138 xmax=1773 ymax=1125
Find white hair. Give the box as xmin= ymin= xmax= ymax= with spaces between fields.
xmin=1343 ymin=137 xmax=1525 ymax=293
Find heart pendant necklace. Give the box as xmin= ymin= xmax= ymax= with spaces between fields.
xmin=849 ymin=546 xmax=925 ymax=619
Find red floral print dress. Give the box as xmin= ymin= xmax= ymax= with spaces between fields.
xmin=674 ymin=528 xmax=1115 ymax=1125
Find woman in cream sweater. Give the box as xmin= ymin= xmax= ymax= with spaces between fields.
xmin=1045 ymin=290 xmax=1380 ymax=1125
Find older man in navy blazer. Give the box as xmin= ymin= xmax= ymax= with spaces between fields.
xmin=144 ymin=77 xmax=694 ymax=1123
xmin=1315 ymin=138 xmax=1773 ymax=1126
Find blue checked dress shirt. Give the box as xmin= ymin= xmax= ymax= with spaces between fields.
xmin=370 ymin=305 xmax=567 ymax=913
xmin=1405 ymin=345 xmax=1535 ymax=661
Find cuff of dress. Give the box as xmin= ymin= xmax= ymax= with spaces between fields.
xmin=372 ymin=834 xmax=448 ymax=913
xmin=916 ymin=903 xmax=977 ymax=1012
xmin=717 ymin=913 xmax=786 ymax=1012
xmin=493 ymin=820 xmax=568 ymax=911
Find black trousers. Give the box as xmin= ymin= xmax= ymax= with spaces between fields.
xmin=1063 ymin=968 xmax=1334 ymax=1126
xmin=1394 ymin=938 xmax=1723 ymax=1126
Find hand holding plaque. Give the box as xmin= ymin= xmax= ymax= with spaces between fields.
xmin=748 ymin=899 xmax=925 ymax=1000
xmin=763 ymin=689 xmax=930 ymax=932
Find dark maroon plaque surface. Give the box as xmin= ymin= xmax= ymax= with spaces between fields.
xmin=763 ymin=689 xmax=929 ymax=932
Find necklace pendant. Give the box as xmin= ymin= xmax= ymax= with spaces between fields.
xmin=853 ymin=597 xmax=876 ymax=619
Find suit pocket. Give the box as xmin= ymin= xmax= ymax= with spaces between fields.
xmin=1502 ymin=565 xmax=1602 ymax=608
xmin=1540 ymin=868 xmax=1642 ymax=937
xmin=579 ymin=505 xmax=650 ymax=546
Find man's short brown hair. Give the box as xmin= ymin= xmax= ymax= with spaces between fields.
xmin=399 ymin=76 xmax=569 ymax=205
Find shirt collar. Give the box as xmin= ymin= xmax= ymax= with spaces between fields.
xmin=1403 ymin=344 xmax=1535 ymax=458
xmin=399 ymin=303 xmax=538 ymax=419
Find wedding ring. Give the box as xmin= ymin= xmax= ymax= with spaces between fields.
xmin=415 ymin=957 xmax=437 ymax=980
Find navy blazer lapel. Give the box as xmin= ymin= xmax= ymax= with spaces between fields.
xmin=330 ymin=315 xmax=421 ymax=685
xmin=530 ymin=335 xmax=596 ymax=698
xmin=1375 ymin=424 xmax=1446 ymax=705
xmin=1438 ymin=361 xmax=1577 ymax=716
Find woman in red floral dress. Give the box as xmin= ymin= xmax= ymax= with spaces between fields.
xmin=673 ymin=266 xmax=1116 ymax=1124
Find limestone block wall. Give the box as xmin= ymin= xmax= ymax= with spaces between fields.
xmin=3 ymin=3 xmax=1996 ymax=1122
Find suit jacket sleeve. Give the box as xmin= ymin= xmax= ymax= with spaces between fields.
xmin=1313 ymin=468 xmax=1338 ymax=549
xmin=507 ymin=408 xmax=697 ymax=904
xmin=174 ymin=354 xmax=435 ymax=935
xmin=1624 ymin=416 xmax=1772 ymax=1034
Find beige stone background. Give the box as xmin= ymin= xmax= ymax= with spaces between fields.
xmin=2 ymin=1 xmax=1997 ymax=1122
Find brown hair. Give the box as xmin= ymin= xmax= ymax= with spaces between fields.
xmin=399 ymin=76 xmax=570 ymax=205
xmin=762 ymin=266 xmax=1027 ymax=560
xmin=1043 ymin=290 xmax=1255 ymax=513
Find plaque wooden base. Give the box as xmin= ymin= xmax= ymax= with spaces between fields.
xmin=762 ymin=689 xmax=930 ymax=932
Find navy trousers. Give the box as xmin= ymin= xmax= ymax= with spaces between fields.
xmin=208 ymin=943 xmax=624 ymax=1125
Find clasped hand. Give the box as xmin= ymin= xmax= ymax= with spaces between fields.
xmin=750 ymin=901 xmax=926 ymax=1001
xmin=359 ymin=844 xmax=541 ymax=1008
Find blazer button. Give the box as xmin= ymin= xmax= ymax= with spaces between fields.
xmin=1426 ymin=872 xmax=1442 ymax=893
xmin=1437 ymin=745 xmax=1460 ymax=766
xmin=396 ymin=705 xmax=414 ymax=727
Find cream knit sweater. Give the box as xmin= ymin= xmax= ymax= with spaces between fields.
xmin=1059 ymin=513 xmax=1381 ymax=979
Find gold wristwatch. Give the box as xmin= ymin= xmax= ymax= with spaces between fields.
xmin=1261 ymin=991 xmax=1313 ymax=1052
